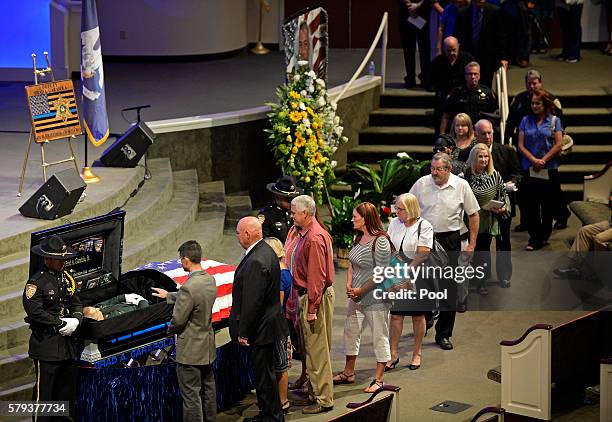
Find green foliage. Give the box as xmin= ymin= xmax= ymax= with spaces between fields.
xmin=328 ymin=195 xmax=361 ymax=249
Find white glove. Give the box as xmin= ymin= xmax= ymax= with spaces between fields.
xmin=59 ymin=318 xmax=79 ymax=336
xmin=125 ymin=293 xmax=147 ymax=306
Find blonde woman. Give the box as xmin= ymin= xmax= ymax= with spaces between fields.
xmin=264 ymin=237 xmax=293 ymax=414
xmin=385 ymin=193 xmax=433 ymax=371
xmin=450 ymin=112 xmax=476 ymax=161
xmin=464 ymin=143 xmax=507 ymax=295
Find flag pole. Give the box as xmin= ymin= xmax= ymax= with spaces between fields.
xmin=81 ymin=133 xmax=100 ymax=183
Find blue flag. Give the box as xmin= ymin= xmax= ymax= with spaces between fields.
xmin=80 ymin=0 xmax=109 ymax=146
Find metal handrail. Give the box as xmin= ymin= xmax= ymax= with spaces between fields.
xmin=332 ymin=12 xmax=388 ymax=104
xmin=495 ymin=66 xmax=510 ymax=145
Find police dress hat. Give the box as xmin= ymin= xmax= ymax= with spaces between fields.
xmin=266 ymin=175 xmax=304 ymax=198
xmin=31 ymin=235 xmax=78 ymax=260
xmin=433 ymin=134 xmax=457 ymax=152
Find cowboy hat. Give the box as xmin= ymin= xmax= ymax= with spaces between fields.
xmin=31 ymin=235 xmax=78 ymax=260
xmin=266 ymin=175 xmax=304 ymax=198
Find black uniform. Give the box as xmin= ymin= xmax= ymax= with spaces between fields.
xmin=23 ymin=267 xmax=83 ymax=421
xmin=442 ymin=84 xmax=497 ymax=132
xmin=258 ymin=204 xmax=293 ymax=243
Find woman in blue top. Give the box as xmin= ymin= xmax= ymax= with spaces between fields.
xmin=264 ymin=237 xmax=293 ymax=414
xmin=517 ymin=88 xmax=563 ymax=251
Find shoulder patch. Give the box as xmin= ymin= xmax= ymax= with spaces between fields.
xmin=25 ymin=284 xmax=37 ymax=299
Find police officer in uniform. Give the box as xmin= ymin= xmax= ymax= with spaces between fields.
xmin=23 ymin=235 xmax=83 ymax=421
xmin=258 ymin=176 xmax=303 ymax=243
xmin=439 ymin=61 xmax=497 ymax=134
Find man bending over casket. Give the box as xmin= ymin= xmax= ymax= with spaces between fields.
xmin=83 ymin=293 xmax=149 ymax=321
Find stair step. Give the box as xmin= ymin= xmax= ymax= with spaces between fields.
xmin=348 ymin=144 xmax=434 ymax=163
xmin=558 ymin=164 xmax=606 ymax=184
xmin=555 ymin=95 xmax=612 ymax=108
xmin=359 ymin=126 xmax=435 ymax=145
xmin=380 ymin=90 xmax=436 ymax=109
xmin=0 ymin=159 xmax=174 ymax=294
xmin=122 ymin=169 xmax=199 ymax=271
xmin=567 ymin=126 xmax=612 ymax=145
xmin=226 ymin=194 xmax=254 ymax=228
xmin=0 ymin=315 xmax=29 ymax=352
xmin=562 ymin=108 xmax=612 ymax=126
xmin=0 ymin=374 xmax=35 ymax=402
xmin=560 ymin=145 xmax=612 ymax=165
xmin=0 ymin=344 xmax=32 ymax=381
xmin=369 ymin=108 xmax=435 ymax=127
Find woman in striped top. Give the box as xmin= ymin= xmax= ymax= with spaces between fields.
xmin=333 ymin=202 xmax=392 ymax=393
xmin=465 ymin=143 xmax=507 ymax=295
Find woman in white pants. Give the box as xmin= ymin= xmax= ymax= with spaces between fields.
xmin=333 ymin=202 xmax=392 ymax=393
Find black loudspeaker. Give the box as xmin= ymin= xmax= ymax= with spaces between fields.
xmin=19 ymin=168 xmax=87 ymax=220
xmin=99 ymin=121 xmax=154 ymax=167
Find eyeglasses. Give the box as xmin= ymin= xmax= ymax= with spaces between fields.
xmin=396 ymin=206 xmax=406 ymax=212
xmin=431 ymin=166 xmax=449 ymax=172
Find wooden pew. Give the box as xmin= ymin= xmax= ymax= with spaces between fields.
xmin=499 ymin=309 xmax=612 ymax=420
xmin=327 ymin=393 xmax=395 ymax=422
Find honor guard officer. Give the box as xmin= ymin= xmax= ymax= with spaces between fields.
xmin=258 ymin=175 xmax=303 ymax=243
xmin=23 ymin=235 xmax=83 ymax=421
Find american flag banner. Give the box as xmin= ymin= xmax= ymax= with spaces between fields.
xmin=81 ymin=0 xmax=110 ymax=147
xmin=283 ymin=6 xmax=328 ymax=82
xmin=138 ymin=258 xmax=235 ymax=323
xmin=25 ymin=80 xmax=82 ymax=142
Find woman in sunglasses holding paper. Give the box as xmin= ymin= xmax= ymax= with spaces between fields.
xmin=517 ymin=89 xmax=563 ymax=251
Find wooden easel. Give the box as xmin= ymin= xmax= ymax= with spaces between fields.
xmin=18 ymin=52 xmax=81 ymax=196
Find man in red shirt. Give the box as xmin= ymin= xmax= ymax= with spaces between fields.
xmin=284 ymin=195 xmax=335 ymax=414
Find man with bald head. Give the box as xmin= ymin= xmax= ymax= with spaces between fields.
xmin=430 ymin=37 xmax=474 ymax=133
xmin=231 ymin=216 xmax=287 ymax=422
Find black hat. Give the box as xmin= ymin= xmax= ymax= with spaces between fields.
xmin=433 ymin=134 xmax=456 ymax=152
xmin=31 ymin=235 xmax=77 ymax=260
xmin=266 ymin=176 xmax=304 ymax=198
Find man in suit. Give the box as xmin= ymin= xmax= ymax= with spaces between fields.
xmin=152 ymin=240 xmax=218 ymax=422
xmin=454 ymin=0 xmax=508 ymax=88
xmin=231 ymin=217 xmax=286 ymax=422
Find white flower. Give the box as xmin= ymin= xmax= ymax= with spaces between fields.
xmin=330 ymin=160 xmax=338 ymax=168
xmin=334 ymin=116 xmax=340 ymax=125
xmin=317 ymin=97 xmax=325 ymax=107
xmin=331 ymin=102 xmax=337 ymax=111
xmin=308 ymin=85 xmax=314 ymax=93
xmin=294 ymin=74 xmax=300 ymax=81
xmin=299 ymin=102 xmax=306 ymax=110
xmin=397 ymin=152 xmax=409 ymax=159
xmin=306 ymin=128 xmax=313 ymax=135
xmin=297 ymin=60 xmax=309 ymax=67
xmin=302 ymin=118 xmax=310 ymax=127
xmin=307 ymin=70 xmax=316 ymax=78
xmin=332 ymin=146 xmax=338 ymax=153
xmin=316 ymin=79 xmax=325 ymax=87
xmin=300 ymin=90 xmax=307 ymax=97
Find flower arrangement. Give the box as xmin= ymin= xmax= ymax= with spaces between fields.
xmin=265 ymin=61 xmax=348 ymax=203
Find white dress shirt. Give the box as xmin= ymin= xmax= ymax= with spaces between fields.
xmin=409 ymin=174 xmax=480 ymax=233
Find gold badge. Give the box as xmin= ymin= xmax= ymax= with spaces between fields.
xmin=52 ymin=97 xmax=72 ymax=122
xmin=25 ymin=284 xmax=37 ymax=299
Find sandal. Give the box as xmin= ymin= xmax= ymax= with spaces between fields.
xmin=364 ymin=379 xmax=384 ymax=393
xmin=332 ymin=371 xmax=355 ymax=385
xmin=384 ymin=357 xmax=399 ymax=372
xmin=281 ymin=400 xmax=291 ymax=414
xmin=288 ymin=376 xmax=309 ymax=390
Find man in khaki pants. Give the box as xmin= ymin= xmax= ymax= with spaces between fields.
xmin=284 ymin=195 xmax=335 ymax=415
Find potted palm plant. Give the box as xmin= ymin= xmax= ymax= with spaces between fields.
xmin=328 ymin=195 xmax=360 ymax=269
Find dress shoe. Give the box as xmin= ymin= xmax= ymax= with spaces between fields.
xmin=457 ymin=302 xmax=467 ymax=313
xmin=518 ymin=60 xmax=530 ymax=68
xmin=242 ymin=416 xmax=263 ymax=422
xmin=500 ymin=279 xmax=511 ymax=288
xmin=436 ymin=337 xmax=453 ymax=350
xmin=554 ymin=267 xmax=581 ymax=279
xmin=302 ymin=404 xmax=333 ymax=414
xmin=291 ymin=398 xmax=314 ymax=407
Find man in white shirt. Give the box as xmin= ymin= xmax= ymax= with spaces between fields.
xmin=409 ymin=152 xmax=480 ymax=350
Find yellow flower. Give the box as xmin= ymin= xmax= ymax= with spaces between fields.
xmin=304 ymin=176 xmax=311 ymax=183
xmin=289 ymin=91 xmax=300 ymax=99
xmin=291 ymin=102 xmax=298 ymax=109
xmin=306 ymin=107 xmax=315 ymax=117
xmin=309 ymin=134 xmax=317 ymax=143
xmin=295 ymin=137 xmax=306 ymax=148
xmin=301 ymin=111 xmax=308 ymax=119
xmin=312 ymin=121 xmax=319 ymax=129
xmin=291 ymin=146 xmax=298 ymax=154
xmin=312 ymin=152 xmax=323 ymax=164
xmin=318 ymin=139 xmax=325 ymax=146
xmin=286 ymin=135 xmax=292 ymax=143
xmin=317 ymin=130 xmax=322 ymax=139
xmin=289 ymin=111 xmax=302 ymax=122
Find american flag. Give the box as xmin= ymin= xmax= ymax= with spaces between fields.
xmin=28 ymin=89 xmax=80 ymax=138
xmin=283 ymin=6 xmax=328 ymax=82
xmin=138 ymin=258 xmax=235 ymax=323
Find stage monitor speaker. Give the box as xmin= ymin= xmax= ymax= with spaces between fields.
xmin=99 ymin=121 xmax=155 ymax=168
xmin=19 ymin=168 xmax=87 ymax=220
